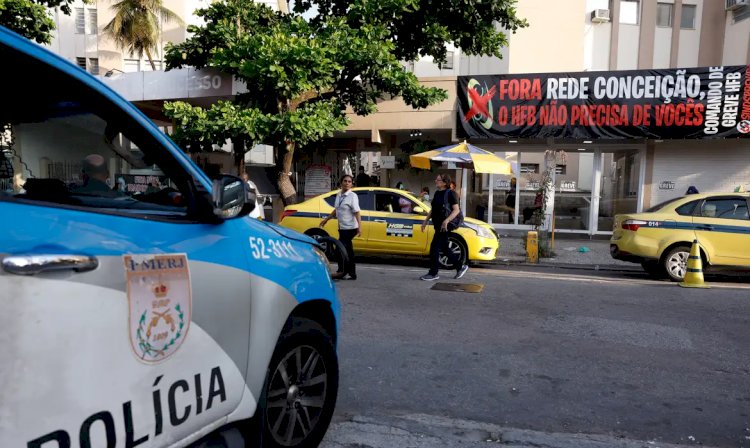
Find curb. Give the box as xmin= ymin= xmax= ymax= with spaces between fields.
xmin=484 ymin=258 xmax=643 ymax=273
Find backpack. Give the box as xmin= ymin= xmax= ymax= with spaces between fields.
xmin=442 ymin=189 xmax=464 ymax=230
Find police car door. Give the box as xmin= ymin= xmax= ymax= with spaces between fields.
xmin=0 ymin=36 xmax=250 ymax=447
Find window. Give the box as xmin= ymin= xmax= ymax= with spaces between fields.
xmin=646 ymin=196 xmax=684 ymax=212
xmin=324 ymin=191 xmax=373 ymax=211
xmin=2 ymin=58 xmax=194 ymax=219
xmin=555 ymin=164 xmax=567 ymax=175
xmin=675 ymin=200 xmax=699 ymax=216
xmin=375 ymin=192 xmax=400 ymax=213
xmin=520 ymin=163 xmax=539 ymax=174
xmin=680 ymin=4 xmax=696 ymax=29
xmin=75 ymin=8 xmax=85 ymax=34
xmin=700 ymin=198 xmax=749 ymax=220
xmin=732 ymin=5 xmax=750 ymax=23
xmin=123 ymin=59 xmax=140 ymax=73
xmin=442 ymin=51 xmax=454 ymax=70
xmin=87 ymin=9 xmax=98 ymax=34
xmin=620 ymin=0 xmax=640 ymax=24
xmin=76 ymin=57 xmax=86 ymax=70
xmin=88 ymin=58 xmax=99 ymax=75
xmin=142 ymin=60 xmax=163 ymax=71
xmin=656 ymin=3 xmax=672 ymax=27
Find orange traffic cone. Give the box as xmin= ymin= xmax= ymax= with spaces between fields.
xmin=679 ymin=239 xmax=709 ymax=288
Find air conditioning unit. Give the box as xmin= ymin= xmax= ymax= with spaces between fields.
xmin=591 ymin=9 xmax=611 ymax=23
xmin=726 ymin=0 xmax=749 ymax=10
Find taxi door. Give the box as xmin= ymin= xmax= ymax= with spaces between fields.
xmin=0 ymin=35 xmax=250 ymax=447
xmin=692 ymin=196 xmax=750 ymax=265
xmin=366 ymin=191 xmax=430 ymax=254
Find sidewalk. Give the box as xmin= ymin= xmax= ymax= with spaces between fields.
xmin=493 ymin=231 xmax=638 ymax=271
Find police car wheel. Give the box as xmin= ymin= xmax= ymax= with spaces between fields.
xmin=257 ymin=317 xmax=339 ymax=448
xmin=439 ymin=236 xmax=467 ymax=270
xmin=663 ymin=246 xmax=690 ymax=282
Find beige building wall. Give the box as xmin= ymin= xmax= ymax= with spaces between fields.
xmin=345 ymin=78 xmax=457 ymax=135
xmin=584 ymin=0 xmax=612 ymax=71
xmin=507 ymin=0 xmax=587 ymax=73
xmin=723 ymin=11 xmax=750 ymax=65
xmin=617 ymin=24 xmax=640 ymax=69
xmin=653 ymin=26 xmax=673 ymax=68
xmin=676 ymin=0 xmax=702 ymax=67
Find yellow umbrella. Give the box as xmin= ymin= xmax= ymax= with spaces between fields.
xmin=409 ymin=141 xmax=512 ymax=174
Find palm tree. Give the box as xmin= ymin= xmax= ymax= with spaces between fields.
xmin=103 ymin=0 xmax=184 ymax=71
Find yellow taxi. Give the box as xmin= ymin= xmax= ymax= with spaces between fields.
xmin=610 ymin=193 xmax=750 ymax=281
xmin=280 ymin=187 xmax=499 ymax=268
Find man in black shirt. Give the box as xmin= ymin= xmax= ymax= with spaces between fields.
xmin=419 ymin=173 xmax=468 ymax=281
xmin=355 ymin=166 xmax=370 ymax=187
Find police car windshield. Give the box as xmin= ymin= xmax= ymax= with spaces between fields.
xmin=4 ymin=101 xmax=188 ymax=216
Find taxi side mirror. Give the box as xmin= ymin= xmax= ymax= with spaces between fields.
xmin=413 ymin=206 xmax=427 ymax=215
xmin=212 ymin=175 xmax=256 ymax=219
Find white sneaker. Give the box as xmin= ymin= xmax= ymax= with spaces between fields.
xmin=455 ymin=265 xmax=468 ymax=279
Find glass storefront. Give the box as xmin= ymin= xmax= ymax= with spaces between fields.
xmin=598 ymin=149 xmax=641 ymax=233
xmin=470 ymin=146 xmax=644 ymax=235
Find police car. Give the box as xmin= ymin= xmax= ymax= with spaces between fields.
xmin=0 ymin=26 xmax=339 ymax=448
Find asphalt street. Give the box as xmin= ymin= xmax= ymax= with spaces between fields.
xmin=320 ymin=263 xmax=750 ymax=448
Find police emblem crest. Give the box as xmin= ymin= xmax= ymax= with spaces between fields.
xmin=124 ymin=254 xmax=192 ymax=363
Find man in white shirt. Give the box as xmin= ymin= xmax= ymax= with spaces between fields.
xmin=242 ymin=173 xmax=265 ymax=220
xmin=320 ymin=174 xmax=361 ymax=280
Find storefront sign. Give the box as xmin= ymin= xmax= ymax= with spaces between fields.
xmin=304 ymin=164 xmax=332 ymax=199
xmin=380 ymin=156 xmax=396 ymax=169
xmin=559 ymin=180 xmax=577 ymax=192
xmin=458 ymin=65 xmax=750 ymax=140
xmin=495 ymin=179 xmax=511 ymax=190
xmin=659 ymin=181 xmax=676 ymax=190
xmin=524 ymin=181 xmax=541 ymax=191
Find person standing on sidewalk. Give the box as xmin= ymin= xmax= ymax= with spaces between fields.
xmin=320 ymin=175 xmax=361 ymax=280
xmin=420 ymin=173 xmax=468 ymax=281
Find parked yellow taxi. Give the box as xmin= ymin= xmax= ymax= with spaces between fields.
xmin=280 ymin=187 xmax=499 ymax=268
xmin=610 ymin=193 xmax=750 ymax=281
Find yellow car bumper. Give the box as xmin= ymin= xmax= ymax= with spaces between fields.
xmin=462 ymin=232 xmax=499 ymax=262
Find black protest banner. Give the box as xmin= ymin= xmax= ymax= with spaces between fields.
xmin=457 ymin=66 xmax=750 ymax=139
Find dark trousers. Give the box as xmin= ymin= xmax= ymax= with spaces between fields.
xmin=428 ymin=229 xmax=460 ymax=275
xmin=338 ymin=228 xmax=357 ymax=276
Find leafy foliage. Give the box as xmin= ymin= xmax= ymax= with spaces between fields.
xmin=103 ymin=0 xmax=183 ymax=70
xmin=164 ymin=0 xmax=526 ymax=203
xmin=0 ymin=0 xmax=81 ymax=44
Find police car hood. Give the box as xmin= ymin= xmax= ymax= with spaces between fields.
xmin=263 ymin=220 xmax=318 ymax=245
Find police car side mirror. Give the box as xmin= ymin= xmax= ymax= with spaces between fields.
xmin=212 ymin=175 xmax=255 ymax=220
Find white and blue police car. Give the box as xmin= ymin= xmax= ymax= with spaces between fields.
xmin=0 ymin=25 xmax=339 ymax=448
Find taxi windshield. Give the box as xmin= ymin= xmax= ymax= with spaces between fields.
xmin=646 ymin=196 xmax=686 ymax=212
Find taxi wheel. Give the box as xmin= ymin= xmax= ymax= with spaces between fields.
xmin=663 ymin=246 xmax=691 ymax=282
xmin=439 ymin=236 xmax=467 ymax=270
xmin=306 ymin=230 xmax=334 ymax=258
xmin=256 ymin=317 xmax=339 ymax=448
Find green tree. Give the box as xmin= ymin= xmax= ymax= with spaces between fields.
xmin=103 ymin=0 xmax=183 ymax=71
xmin=0 ymin=0 xmax=80 ymax=44
xmin=164 ymin=0 xmax=526 ymax=205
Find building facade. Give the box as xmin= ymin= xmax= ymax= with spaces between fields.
xmin=341 ymin=0 xmax=750 ymax=235
xmin=20 ymin=0 xmax=750 ymax=231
